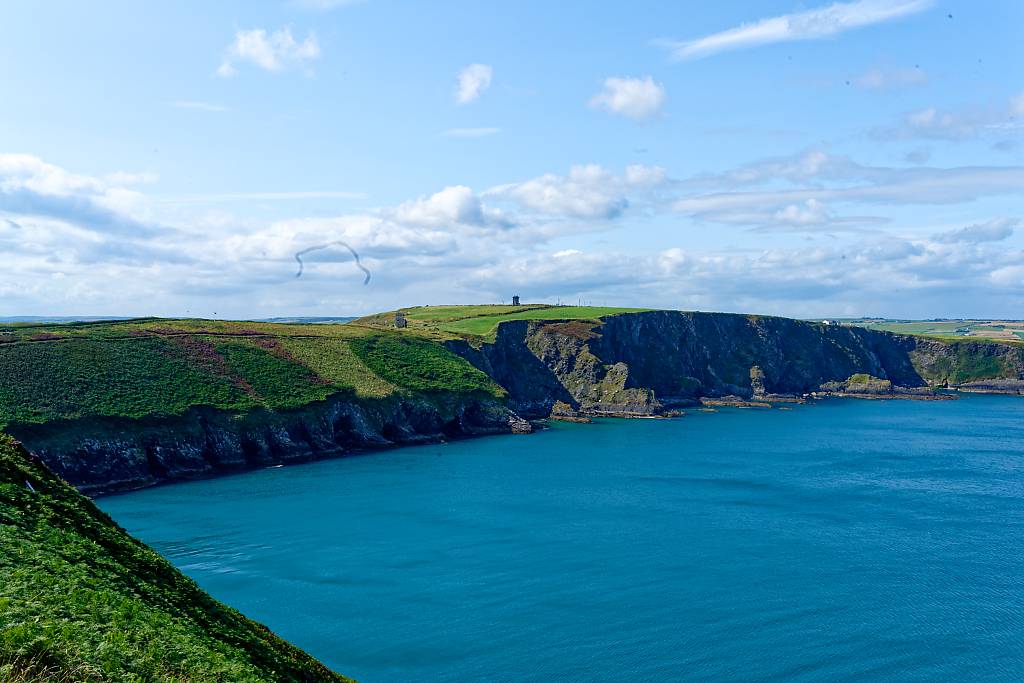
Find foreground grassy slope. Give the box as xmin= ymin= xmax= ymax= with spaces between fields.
xmin=0 ymin=319 xmax=502 ymax=429
xmin=0 ymin=434 xmax=349 ymax=682
xmin=356 ymin=304 xmax=651 ymax=339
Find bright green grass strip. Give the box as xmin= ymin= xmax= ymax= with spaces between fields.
xmin=401 ymin=304 xmax=551 ymax=321
xmin=278 ymin=337 xmax=397 ymax=399
xmin=0 ymin=434 xmax=350 ymax=682
xmin=215 ymin=340 xmax=335 ymax=410
xmin=439 ymin=306 xmax=652 ymax=336
xmin=349 ymin=334 xmax=504 ymax=396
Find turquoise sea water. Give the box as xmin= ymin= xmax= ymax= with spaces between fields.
xmin=100 ymin=396 xmax=1024 ymax=682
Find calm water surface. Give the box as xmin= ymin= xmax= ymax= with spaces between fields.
xmin=100 ymin=396 xmax=1024 ymax=682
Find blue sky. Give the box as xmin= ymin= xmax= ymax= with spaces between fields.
xmin=1 ymin=0 xmax=1022 ymax=318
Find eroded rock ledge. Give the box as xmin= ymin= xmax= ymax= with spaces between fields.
xmin=9 ymin=393 xmax=525 ymax=495
xmin=447 ymin=311 xmax=1023 ymax=419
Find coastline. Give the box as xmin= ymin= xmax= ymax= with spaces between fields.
xmin=86 ymin=386 xmax=1016 ymax=497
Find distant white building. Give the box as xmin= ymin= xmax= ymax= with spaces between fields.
xmin=821 ymin=319 xmax=840 ymax=327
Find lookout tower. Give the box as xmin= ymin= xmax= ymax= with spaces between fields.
xmin=394 ymin=311 xmax=407 ymax=329
xmin=512 ymin=295 xmax=520 ymax=306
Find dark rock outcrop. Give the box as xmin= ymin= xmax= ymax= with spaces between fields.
xmin=448 ymin=311 xmax=1023 ymax=418
xmin=9 ymin=393 xmax=522 ymax=495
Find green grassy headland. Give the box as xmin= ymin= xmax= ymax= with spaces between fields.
xmin=0 ymin=433 xmax=350 ymax=682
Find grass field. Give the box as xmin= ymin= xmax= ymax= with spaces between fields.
xmin=357 ymin=304 xmax=651 ymax=339
xmin=0 ymin=318 xmax=502 ymax=429
xmin=846 ymin=318 xmax=1024 ymax=342
xmin=0 ymin=433 xmax=349 ymax=682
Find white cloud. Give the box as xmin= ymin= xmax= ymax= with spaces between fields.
xmin=217 ymin=28 xmax=320 ymax=77
xmin=0 ymin=154 xmax=157 ymax=235
xmin=773 ymin=199 xmax=832 ymax=225
xmin=875 ymin=92 xmax=1024 ymax=141
xmin=393 ymin=186 xmax=489 ymax=227
xmin=853 ymin=66 xmax=927 ymax=89
xmin=624 ymin=164 xmax=668 ymax=186
xmin=658 ymin=0 xmax=933 ymax=60
xmin=441 ymin=127 xmax=501 ymax=138
xmin=487 ymin=164 xmax=668 ymax=219
xmin=104 ymin=171 xmax=159 ymax=186
xmin=588 ymin=76 xmax=666 ymax=119
xmin=155 ymin=190 xmax=366 ymax=205
xmin=170 ymin=100 xmax=229 ymax=113
xmin=673 ymin=149 xmax=1024 ymax=230
xmin=455 ymin=64 xmax=493 ymax=104
xmin=1012 ymin=92 xmax=1024 ymax=116
xmin=933 ymin=218 xmax=1017 ymax=244
xmin=3 ymin=153 xmax=1023 ymax=319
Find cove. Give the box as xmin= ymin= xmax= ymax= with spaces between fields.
xmin=99 ymin=395 xmax=1024 ymax=682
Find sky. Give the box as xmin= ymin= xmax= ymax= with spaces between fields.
xmin=1 ymin=0 xmax=1022 ymax=319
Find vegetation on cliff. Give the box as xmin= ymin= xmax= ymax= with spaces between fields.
xmin=0 ymin=318 xmax=502 ymax=430
xmin=356 ymin=304 xmax=650 ymax=338
xmin=0 ymin=433 xmax=349 ymax=682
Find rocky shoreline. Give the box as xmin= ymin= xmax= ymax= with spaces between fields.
xmin=9 ymin=310 xmax=1023 ymax=496
xmin=9 ymin=393 xmax=530 ymax=496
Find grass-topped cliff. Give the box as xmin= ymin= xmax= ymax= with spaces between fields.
xmin=355 ymin=304 xmax=650 ymax=339
xmin=0 ymin=317 xmax=518 ymax=493
xmin=1 ymin=304 xmax=1022 ymax=681
xmin=0 ymin=433 xmax=350 ymax=682
xmin=2 ymin=306 xmax=1022 ymax=493
xmin=0 ymin=318 xmax=502 ymax=430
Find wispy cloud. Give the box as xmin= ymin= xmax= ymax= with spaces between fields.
xmin=3 ymin=152 xmax=1023 ymax=318
xmin=873 ymin=92 xmax=1024 ymax=141
xmin=588 ymin=76 xmax=666 ymax=119
xmin=169 ymin=100 xmax=229 ymax=113
xmin=441 ymin=127 xmax=501 ymax=138
xmin=852 ymin=65 xmax=927 ymax=89
xmin=657 ymin=0 xmax=933 ymax=61
xmin=155 ymin=191 xmax=366 ymax=205
xmin=217 ymin=28 xmax=320 ymax=77
xmin=455 ymin=64 xmax=493 ymax=104
xmin=486 ymin=164 xmax=667 ymax=220
xmin=672 ymin=149 xmax=1024 ymax=231
xmin=933 ymin=218 xmax=1017 ymax=244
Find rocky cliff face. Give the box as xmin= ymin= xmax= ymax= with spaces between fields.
xmin=12 ymin=311 xmax=1023 ymax=494
xmin=908 ymin=338 xmax=1024 ymax=392
xmin=447 ymin=311 xmax=1023 ymax=417
xmin=9 ymin=393 xmax=524 ymax=495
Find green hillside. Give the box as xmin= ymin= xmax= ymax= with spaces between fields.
xmin=0 ymin=318 xmax=502 ymax=430
xmin=356 ymin=304 xmax=651 ymax=339
xmin=845 ymin=318 xmax=1024 ymax=343
xmin=0 ymin=433 xmax=350 ymax=682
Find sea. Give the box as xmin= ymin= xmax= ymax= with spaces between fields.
xmin=99 ymin=394 xmax=1024 ymax=682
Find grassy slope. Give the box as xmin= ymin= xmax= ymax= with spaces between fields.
xmin=0 ymin=319 xmax=502 ymax=430
xmin=847 ymin=318 xmax=1024 ymax=343
xmin=0 ymin=434 xmax=350 ymax=682
xmin=356 ymin=304 xmax=651 ymax=339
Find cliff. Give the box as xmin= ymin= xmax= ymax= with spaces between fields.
xmin=0 ymin=319 xmax=528 ymax=494
xmin=8 ymin=393 xmax=524 ymax=496
xmin=447 ymin=311 xmax=1024 ymax=417
xmin=2 ymin=311 xmax=1022 ymax=494
xmin=0 ymin=434 xmax=350 ymax=681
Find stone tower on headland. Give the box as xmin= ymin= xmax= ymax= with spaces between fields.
xmin=512 ymin=295 xmax=520 ymax=306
